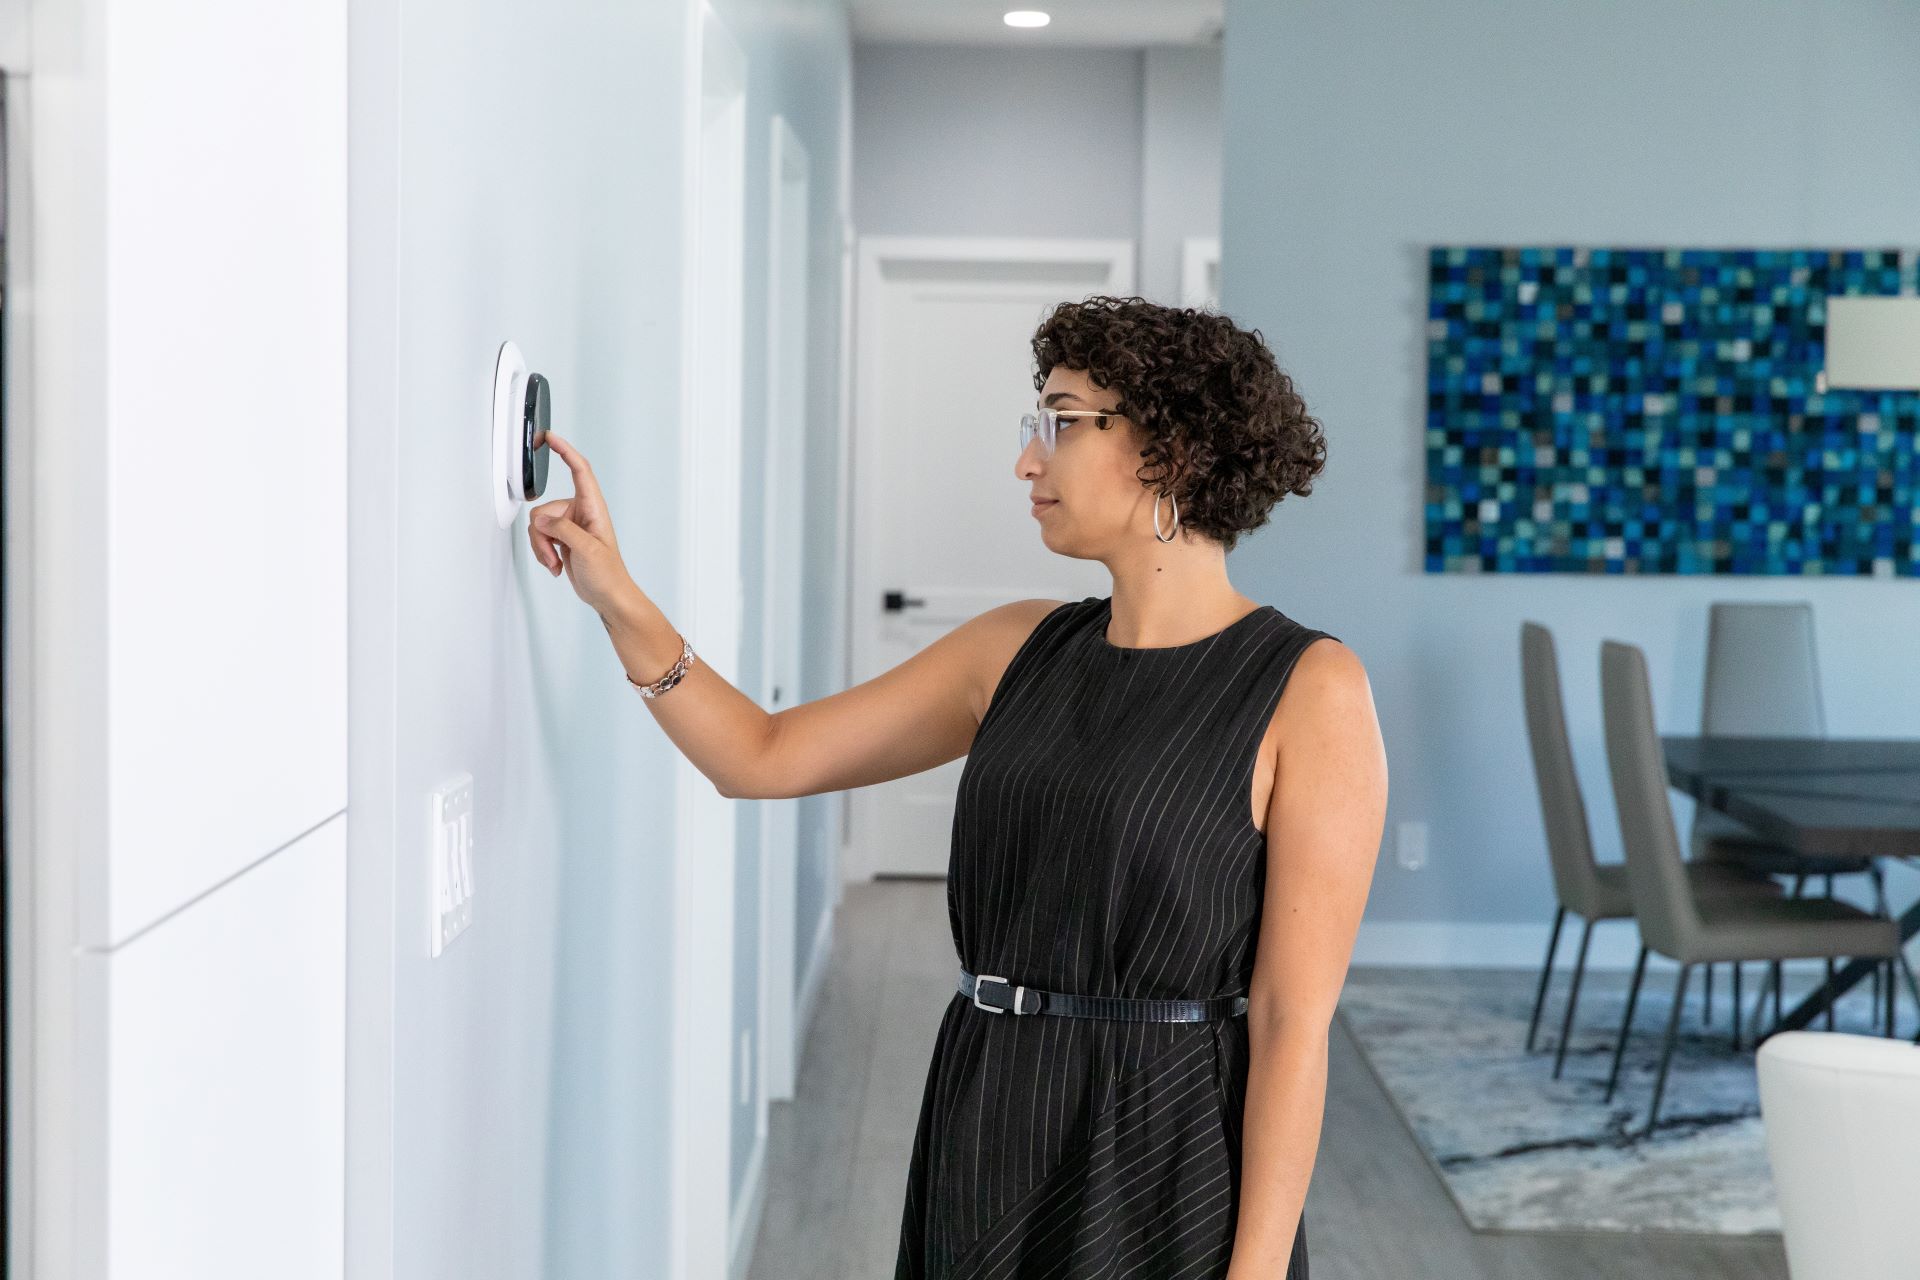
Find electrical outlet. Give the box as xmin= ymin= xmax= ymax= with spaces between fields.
xmin=430 ymin=774 xmax=475 ymax=956
xmin=1396 ymin=820 xmax=1428 ymax=871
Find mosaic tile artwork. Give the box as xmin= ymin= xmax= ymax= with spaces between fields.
xmin=1424 ymin=247 xmax=1920 ymax=575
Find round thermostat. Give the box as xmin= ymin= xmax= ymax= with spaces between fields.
xmin=490 ymin=341 xmax=553 ymax=528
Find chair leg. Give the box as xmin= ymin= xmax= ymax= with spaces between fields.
xmin=1867 ymin=867 xmax=1889 ymax=1015
xmin=1821 ymin=878 xmax=1838 ymax=1029
xmin=1747 ymin=960 xmax=1775 ymax=1043
xmin=1525 ymin=905 xmax=1566 ymax=1054
xmin=1703 ymin=962 xmax=1713 ymax=1025
xmin=1643 ymin=963 xmax=1692 ymax=1140
xmin=1605 ymin=944 xmax=1648 ymax=1103
xmin=1730 ymin=961 xmax=1742 ymax=1053
xmin=1775 ymin=881 xmax=1802 ymax=1029
xmin=1552 ymin=917 xmax=1594 ymax=1079
xmin=1896 ymin=946 xmax=1920 ymax=1025
xmin=1886 ymin=957 xmax=1897 ymax=1037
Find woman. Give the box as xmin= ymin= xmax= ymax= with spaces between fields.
xmin=532 ymin=295 xmax=1388 ymax=1279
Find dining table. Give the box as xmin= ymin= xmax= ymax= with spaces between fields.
xmin=1661 ymin=735 xmax=1920 ymax=1044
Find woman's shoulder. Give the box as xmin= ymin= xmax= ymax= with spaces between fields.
xmin=963 ymin=596 xmax=1090 ymax=723
xmin=1260 ymin=603 xmax=1345 ymax=653
xmin=1275 ymin=628 xmax=1371 ymax=725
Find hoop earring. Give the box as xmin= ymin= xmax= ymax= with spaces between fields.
xmin=1153 ymin=491 xmax=1181 ymax=543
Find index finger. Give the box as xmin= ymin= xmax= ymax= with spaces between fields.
xmin=543 ymin=431 xmax=605 ymax=504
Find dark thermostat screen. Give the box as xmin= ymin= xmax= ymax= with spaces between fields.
xmin=521 ymin=371 xmax=551 ymax=499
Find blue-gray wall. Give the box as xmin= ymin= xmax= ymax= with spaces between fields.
xmin=1219 ymin=0 xmax=1920 ymax=957
xmin=854 ymin=43 xmax=1143 ymax=240
xmin=1141 ymin=45 xmax=1222 ymax=302
xmin=853 ymin=42 xmax=1222 ymax=303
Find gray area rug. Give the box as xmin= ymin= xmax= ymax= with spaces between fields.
xmin=1334 ymin=961 xmax=1909 ymax=1235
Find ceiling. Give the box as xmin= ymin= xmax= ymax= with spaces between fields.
xmin=849 ymin=0 xmax=1223 ymax=47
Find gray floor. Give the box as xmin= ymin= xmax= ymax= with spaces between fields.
xmin=747 ymin=880 xmax=1788 ymax=1280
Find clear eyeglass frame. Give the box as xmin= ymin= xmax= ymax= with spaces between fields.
xmin=1018 ymin=407 xmax=1116 ymax=458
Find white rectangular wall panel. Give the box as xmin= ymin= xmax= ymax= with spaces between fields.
xmin=99 ymin=0 xmax=349 ymax=947
xmin=82 ymin=815 xmax=345 ymax=1278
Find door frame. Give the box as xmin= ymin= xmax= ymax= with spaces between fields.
xmin=8 ymin=14 xmax=103 ymax=1271
xmin=843 ymin=237 xmax=1134 ymax=887
xmin=2 ymin=53 xmax=59 ymax=1280
xmin=1181 ymin=235 xmax=1220 ymax=309
xmin=756 ymin=113 xmax=808 ymax=1111
xmin=674 ymin=4 xmax=747 ymax=1277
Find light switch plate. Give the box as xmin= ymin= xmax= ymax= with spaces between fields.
xmin=430 ymin=774 xmax=476 ymax=956
xmin=1823 ymin=296 xmax=1920 ymax=390
xmin=1396 ymin=820 xmax=1428 ymax=871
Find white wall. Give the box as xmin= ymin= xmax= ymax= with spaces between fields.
xmin=23 ymin=0 xmax=850 ymax=1277
xmin=349 ymin=3 xmax=688 ymax=1275
xmin=853 ymin=41 xmax=1222 ymax=302
xmin=25 ymin=0 xmax=347 ymax=1274
xmin=1219 ymin=0 xmax=1920 ymax=967
xmin=348 ymin=1 xmax=852 ymax=1277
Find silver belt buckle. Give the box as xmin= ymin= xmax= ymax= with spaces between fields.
xmin=972 ymin=973 xmax=1028 ymax=1015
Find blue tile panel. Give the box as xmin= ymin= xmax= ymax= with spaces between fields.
xmin=1424 ymin=247 xmax=1920 ymax=575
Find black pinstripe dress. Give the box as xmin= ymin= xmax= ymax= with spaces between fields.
xmin=894 ymin=595 xmax=1335 ymax=1280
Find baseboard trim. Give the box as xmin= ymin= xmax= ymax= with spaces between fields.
xmin=1352 ymin=919 xmax=1911 ymax=973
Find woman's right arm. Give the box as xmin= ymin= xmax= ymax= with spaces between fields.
xmin=600 ymin=589 xmax=1064 ymax=800
xmin=529 ymin=428 xmax=1062 ymax=801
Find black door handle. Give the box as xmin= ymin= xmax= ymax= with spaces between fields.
xmin=883 ymin=590 xmax=927 ymax=613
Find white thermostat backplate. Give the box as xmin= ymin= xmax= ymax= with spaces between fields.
xmin=491 ymin=340 xmax=529 ymax=527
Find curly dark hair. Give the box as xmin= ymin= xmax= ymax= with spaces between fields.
xmin=1030 ymin=295 xmax=1327 ymax=551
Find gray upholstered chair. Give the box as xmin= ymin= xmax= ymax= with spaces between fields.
xmin=1519 ymin=622 xmax=1781 ymax=1081
xmin=1690 ymin=601 xmax=1893 ymax=1026
xmin=1598 ymin=638 xmax=1903 ymax=1139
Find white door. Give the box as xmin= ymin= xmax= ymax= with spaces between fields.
xmin=847 ymin=237 xmax=1133 ymax=881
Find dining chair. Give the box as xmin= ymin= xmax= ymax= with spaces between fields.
xmin=1519 ymin=623 xmax=1781 ymax=1080
xmin=1691 ymin=602 xmax=1895 ymax=1026
xmin=1597 ymin=639 xmax=1902 ymax=1139
xmin=1756 ymin=1030 xmax=1920 ymax=1279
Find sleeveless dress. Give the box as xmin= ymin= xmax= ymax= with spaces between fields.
xmin=893 ymin=594 xmax=1338 ymax=1280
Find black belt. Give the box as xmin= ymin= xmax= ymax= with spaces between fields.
xmin=958 ymin=967 xmax=1249 ymax=1022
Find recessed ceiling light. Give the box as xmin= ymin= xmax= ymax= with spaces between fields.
xmin=1003 ymin=10 xmax=1051 ymax=28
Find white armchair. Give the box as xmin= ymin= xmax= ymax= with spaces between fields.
xmin=1755 ymin=1029 xmax=1920 ymax=1279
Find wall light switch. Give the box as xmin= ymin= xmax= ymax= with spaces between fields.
xmin=1823 ymin=296 xmax=1920 ymax=390
xmin=1396 ymin=820 xmax=1428 ymax=871
xmin=430 ymin=774 xmax=476 ymax=957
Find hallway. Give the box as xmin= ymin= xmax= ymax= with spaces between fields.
xmin=750 ymin=881 xmax=1790 ymax=1279
xmin=13 ymin=0 xmax=1918 ymax=1273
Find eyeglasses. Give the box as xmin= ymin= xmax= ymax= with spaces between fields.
xmin=1018 ymin=407 xmax=1117 ymax=458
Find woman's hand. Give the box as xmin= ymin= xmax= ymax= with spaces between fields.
xmin=529 ymin=431 xmax=639 ymax=619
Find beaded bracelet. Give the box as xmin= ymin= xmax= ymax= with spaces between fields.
xmin=626 ymin=633 xmax=696 ymax=699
